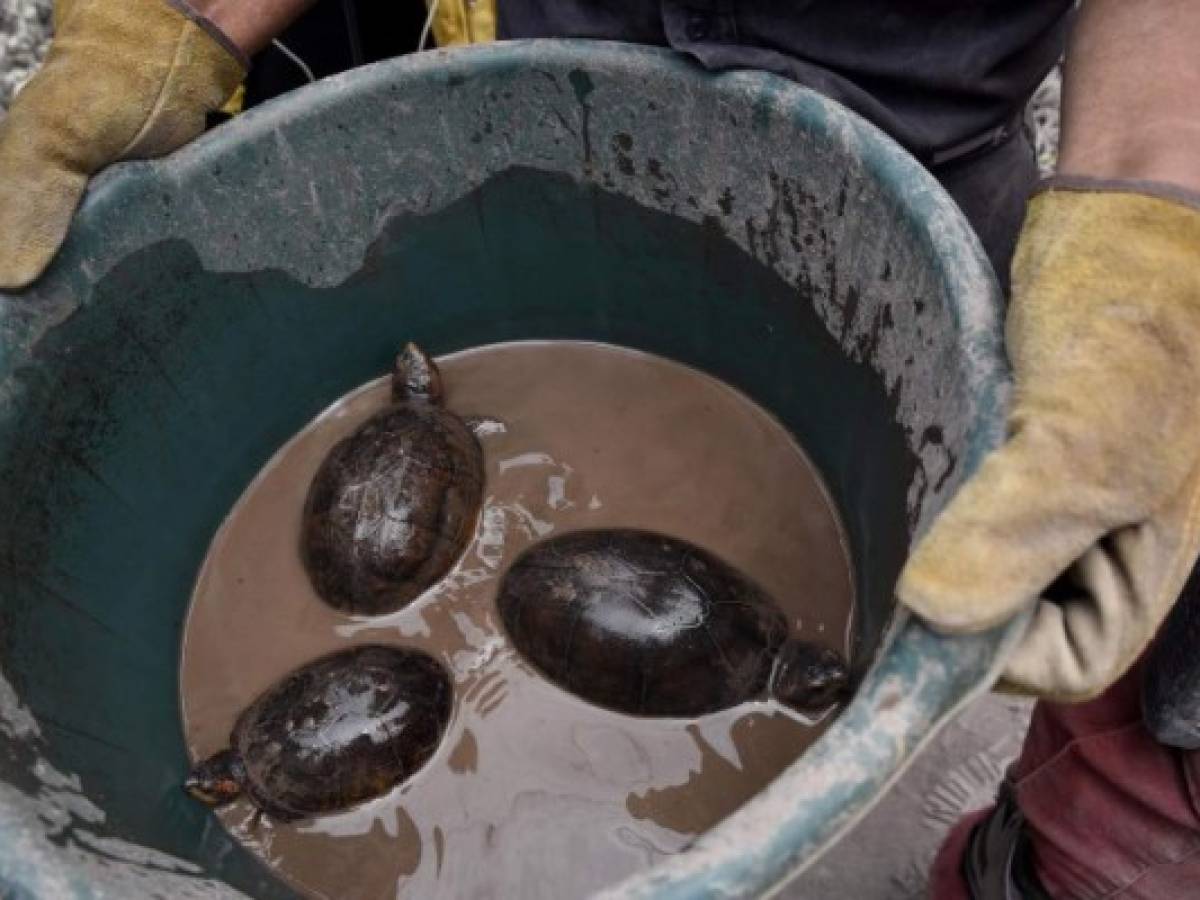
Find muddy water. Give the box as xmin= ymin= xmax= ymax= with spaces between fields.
xmin=180 ymin=341 xmax=855 ymax=899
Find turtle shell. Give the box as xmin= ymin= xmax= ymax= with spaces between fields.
xmin=497 ymin=529 xmax=790 ymax=717
xmin=230 ymin=645 xmax=452 ymax=821
xmin=302 ymin=400 xmax=483 ymax=615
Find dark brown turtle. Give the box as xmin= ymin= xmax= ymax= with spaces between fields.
xmin=184 ymin=645 xmax=452 ymax=822
xmin=302 ymin=343 xmax=486 ymax=615
xmin=497 ymin=529 xmax=850 ymax=717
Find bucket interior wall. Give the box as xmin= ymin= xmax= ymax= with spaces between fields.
xmin=0 ymin=42 xmax=1002 ymax=898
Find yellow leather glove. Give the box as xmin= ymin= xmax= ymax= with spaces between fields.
xmin=426 ymin=0 xmax=496 ymax=47
xmin=898 ymin=182 xmax=1200 ymax=702
xmin=0 ymin=0 xmax=246 ymax=289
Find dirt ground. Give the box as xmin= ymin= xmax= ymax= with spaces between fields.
xmin=0 ymin=5 xmax=1051 ymax=896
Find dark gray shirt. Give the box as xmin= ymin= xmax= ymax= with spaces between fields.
xmin=499 ymin=1 xmax=1073 ymax=164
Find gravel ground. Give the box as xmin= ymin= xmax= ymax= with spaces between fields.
xmin=1029 ymin=67 xmax=1062 ymax=175
xmin=0 ymin=0 xmax=49 ymax=114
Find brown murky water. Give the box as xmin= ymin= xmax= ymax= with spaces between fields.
xmin=179 ymin=341 xmax=855 ymax=899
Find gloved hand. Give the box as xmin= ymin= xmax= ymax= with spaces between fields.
xmin=0 ymin=0 xmax=246 ymax=289
xmin=427 ymin=0 xmax=496 ymax=47
xmin=898 ymin=181 xmax=1200 ymax=701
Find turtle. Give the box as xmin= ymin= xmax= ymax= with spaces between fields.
xmin=184 ymin=644 xmax=453 ymax=822
xmin=496 ymin=529 xmax=850 ymax=717
xmin=302 ymin=343 xmax=487 ymax=615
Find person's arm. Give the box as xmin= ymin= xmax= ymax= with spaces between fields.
xmin=1058 ymin=0 xmax=1200 ymax=191
xmin=189 ymin=0 xmax=314 ymax=56
xmin=897 ymin=0 xmax=1200 ymax=701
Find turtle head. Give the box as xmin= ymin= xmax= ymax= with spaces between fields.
xmin=392 ymin=343 xmax=444 ymax=405
xmin=770 ymin=639 xmax=850 ymax=714
xmin=184 ymin=748 xmax=246 ymax=807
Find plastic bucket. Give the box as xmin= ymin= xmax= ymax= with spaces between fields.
xmin=0 ymin=40 xmax=1015 ymax=899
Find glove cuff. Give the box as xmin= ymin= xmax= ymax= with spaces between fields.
xmin=1035 ymin=174 xmax=1200 ymax=215
xmin=163 ymin=0 xmax=251 ymax=71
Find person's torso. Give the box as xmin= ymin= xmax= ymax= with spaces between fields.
xmin=498 ymin=0 xmax=1073 ymax=162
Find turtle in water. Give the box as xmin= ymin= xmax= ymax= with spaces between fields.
xmin=302 ymin=343 xmax=487 ymax=615
xmin=184 ymin=645 xmax=452 ymax=821
xmin=497 ymin=529 xmax=850 ymax=717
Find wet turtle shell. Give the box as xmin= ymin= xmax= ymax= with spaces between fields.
xmin=302 ymin=343 xmax=484 ymax=615
xmin=497 ymin=529 xmax=849 ymax=717
xmin=187 ymin=645 xmax=452 ymax=822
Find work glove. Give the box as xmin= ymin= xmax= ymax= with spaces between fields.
xmin=0 ymin=0 xmax=246 ymax=289
xmin=426 ymin=0 xmax=496 ymax=47
xmin=898 ymin=180 xmax=1200 ymax=702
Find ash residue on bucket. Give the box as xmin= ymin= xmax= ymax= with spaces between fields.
xmin=0 ymin=663 xmax=248 ymax=899
xmin=0 ymin=0 xmax=51 ymax=115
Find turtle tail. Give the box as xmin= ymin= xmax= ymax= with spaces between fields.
xmin=392 ymin=343 xmax=444 ymax=404
xmin=770 ymin=639 xmax=851 ymax=714
xmin=184 ymin=748 xmax=246 ymax=807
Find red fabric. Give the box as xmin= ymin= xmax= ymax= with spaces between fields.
xmin=933 ymin=657 xmax=1200 ymax=899
xmin=930 ymin=807 xmax=990 ymax=900
xmin=1012 ymin=659 xmax=1200 ymax=898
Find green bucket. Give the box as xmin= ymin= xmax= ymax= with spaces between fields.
xmin=0 ymin=40 xmax=1019 ymax=899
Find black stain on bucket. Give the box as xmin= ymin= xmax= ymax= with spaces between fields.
xmin=568 ymin=69 xmax=595 ymax=166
